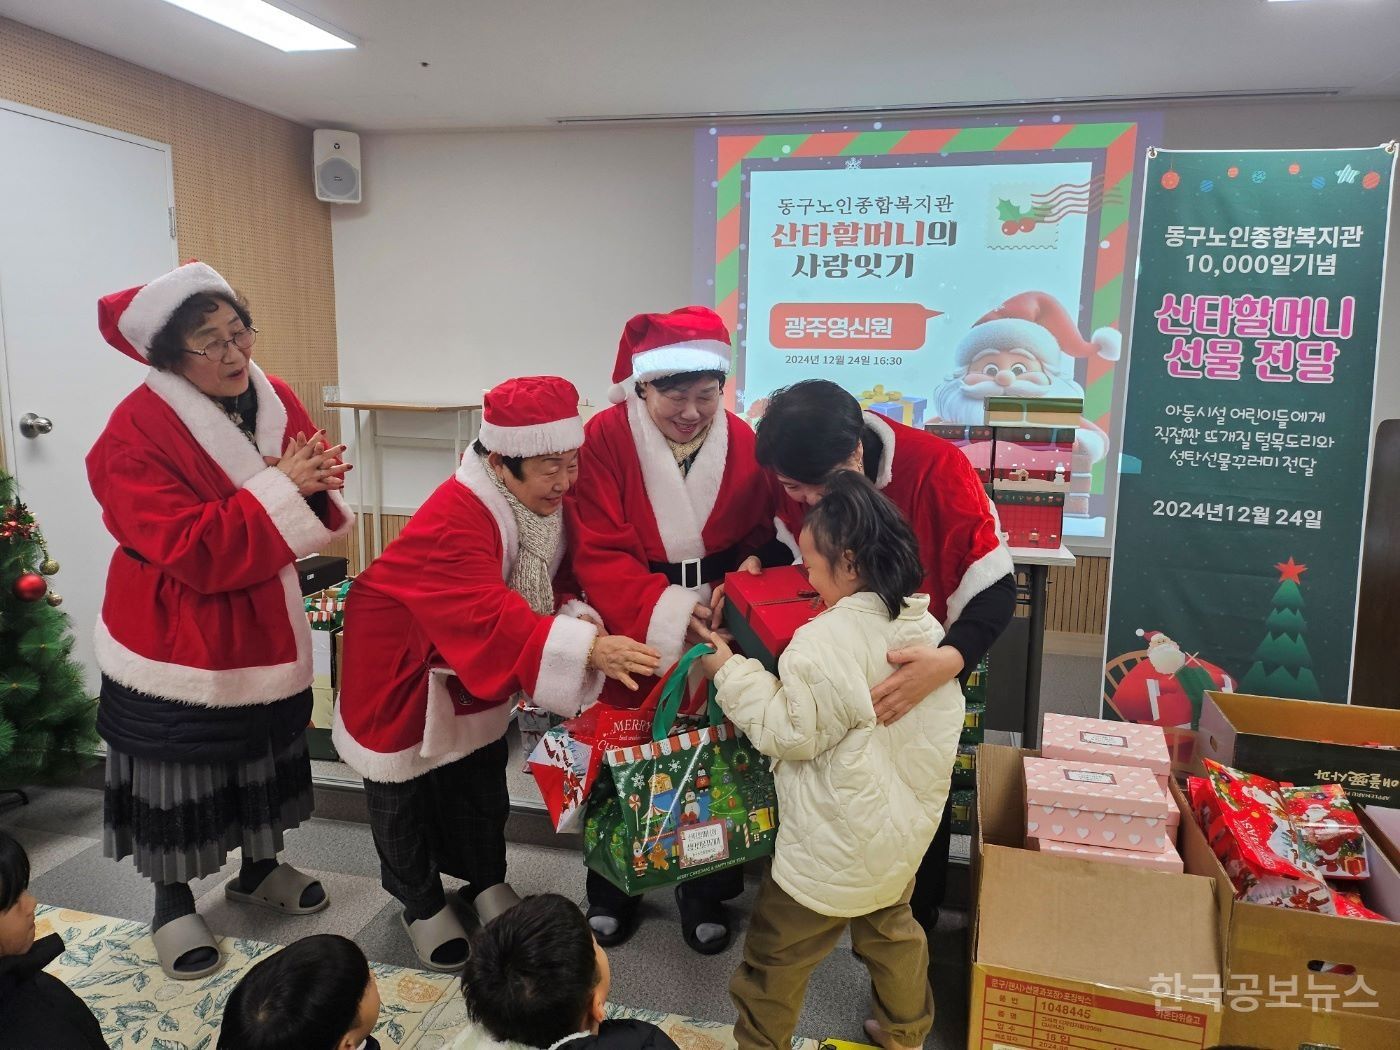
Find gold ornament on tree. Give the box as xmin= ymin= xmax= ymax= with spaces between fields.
xmin=45 ymin=592 xmax=63 ymax=607
xmin=40 ymin=557 xmax=59 ymax=576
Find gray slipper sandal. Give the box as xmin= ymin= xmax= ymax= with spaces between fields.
xmin=152 ymin=913 xmax=222 ymax=982
xmin=400 ymin=904 xmax=469 ymax=973
xmin=224 ymin=863 xmax=329 ymax=915
xmin=472 ymin=883 xmax=523 ymax=926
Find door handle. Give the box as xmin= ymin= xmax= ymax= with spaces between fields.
xmin=19 ymin=413 xmax=53 ymax=439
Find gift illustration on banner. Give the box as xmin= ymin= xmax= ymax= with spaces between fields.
xmin=860 ymin=383 xmax=928 ymax=428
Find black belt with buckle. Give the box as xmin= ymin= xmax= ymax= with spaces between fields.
xmin=648 ymin=546 xmax=741 ymax=590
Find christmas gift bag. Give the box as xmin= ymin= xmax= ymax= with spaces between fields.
xmin=582 ymin=645 xmax=779 ymax=894
xmin=528 ymin=699 xmax=656 ymax=833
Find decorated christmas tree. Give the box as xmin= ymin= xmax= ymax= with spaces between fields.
xmin=708 ymin=749 xmax=747 ymax=826
xmin=0 ymin=471 xmax=97 ymax=787
xmin=1240 ymin=558 xmax=1322 ymax=701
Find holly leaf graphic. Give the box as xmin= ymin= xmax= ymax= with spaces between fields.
xmin=996 ymin=198 xmax=1025 ymax=221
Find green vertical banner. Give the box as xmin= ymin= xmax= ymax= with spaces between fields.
xmin=1102 ymin=145 xmax=1396 ymax=762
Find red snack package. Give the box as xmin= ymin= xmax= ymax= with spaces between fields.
xmin=1330 ymin=887 xmax=1388 ymax=922
xmin=1280 ymin=784 xmax=1370 ymax=880
xmin=1198 ymin=759 xmax=1334 ymax=913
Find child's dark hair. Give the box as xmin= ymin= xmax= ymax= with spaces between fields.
xmin=462 ymin=893 xmax=600 ymax=1048
xmin=805 ymin=470 xmax=923 ymax=618
xmin=217 ymin=934 xmax=370 ymax=1050
xmin=0 ymin=830 xmax=30 ymax=911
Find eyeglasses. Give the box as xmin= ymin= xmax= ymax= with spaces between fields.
xmin=185 ymin=327 xmax=257 ymax=362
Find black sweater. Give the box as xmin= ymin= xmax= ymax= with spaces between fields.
xmin=0 ymin=933 xmax=108 ymax=1049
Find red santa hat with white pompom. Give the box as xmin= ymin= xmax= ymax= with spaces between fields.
xmin=477 ymin=375 xmax=584 ymax=458
xmin=608 ymin=306 xmax=732 ymax=403
xmin=97 ymin=260 xmax=236 ymax=363
xmin=953 ymin=290 xmax=1120 ymax=377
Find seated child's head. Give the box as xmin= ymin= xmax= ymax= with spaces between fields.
xmin=217 ymin=934 xmax=381 ymax=1050
xmin=0 ymin=830 xmax=37 ymax=958
xmin=463 ymin=893 xmax=610 ymax=1047
xmin=801 ymin=469 xmax=923 ymax=618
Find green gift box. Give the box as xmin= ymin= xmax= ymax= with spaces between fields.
xmin=582 ymin=645 xmax=779 ymax=894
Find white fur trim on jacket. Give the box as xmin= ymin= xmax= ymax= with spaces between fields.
xmin=477 ymin=415 xmax=584 ymax=458
xmin=144 ymin=363 xmax=354 ymax=556
xmin=607 ymin=341 xmax=732 ymax=403
xmin=456 ymin=450 xmax=518 ymax=576
xmin=532 ymin=613 xmax=604 ymax=717
xmin=944 ymin=540 xmax=1015 ymax=628
xmin=647 ymin=583 xmax=705 ymax=673
xmin=861 ymin=411 xmax=897 ymax=490
xmin=625 ymin=396 xmax=729 ymax=563
xmin=95 ymin=565 xmax=312 ymax=706
xmin=774 ymin=516 xmax=801 ymax=562
xmin=119 ymin=263 xmax=235 ymax=356
xmin=331 ymin=693 xmax=506 ymax=785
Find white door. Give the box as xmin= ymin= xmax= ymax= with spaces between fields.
xmin=0 ymin=102 xmax=176 ymax=692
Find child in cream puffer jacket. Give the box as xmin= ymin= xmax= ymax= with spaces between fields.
xmin=700 ymin=471 xmax=962 ymax=1050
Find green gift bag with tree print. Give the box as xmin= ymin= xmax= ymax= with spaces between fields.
xmin=582 ymin=644 xmax=779 ymax=894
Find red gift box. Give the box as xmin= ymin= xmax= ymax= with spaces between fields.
xmin=723 ymin=565 xmax=823 ymax=673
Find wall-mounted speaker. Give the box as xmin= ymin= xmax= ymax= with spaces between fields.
xmin=313 ymin=129 xmax=361 ymax=204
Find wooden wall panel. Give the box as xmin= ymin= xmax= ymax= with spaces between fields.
xmin=1013 ymin=554 xmax=1110 ymax=637
xmin=0 ymin=16 xmax=346 ymax=559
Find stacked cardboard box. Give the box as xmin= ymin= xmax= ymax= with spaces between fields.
xmin=970 ymin=743 xmax=1225 ymax=1047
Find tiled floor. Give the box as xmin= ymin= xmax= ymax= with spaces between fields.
xmin=5 ymin=650 xmax=1105 ymax=1049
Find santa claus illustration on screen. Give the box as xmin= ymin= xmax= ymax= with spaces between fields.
xmin=931 ymin=290 xmax=1116 ymax=466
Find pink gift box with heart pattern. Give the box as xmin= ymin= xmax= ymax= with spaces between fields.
xmin=1040 ymin=712 xmax=1181 ymax=841
xmin=1023 ymin=756 xmax=1173 ymax=854
xmin=1041 ymin=713 xmax=1171 ymax=782
xmin=1025 ymin=833 xmax=1184 ymax=874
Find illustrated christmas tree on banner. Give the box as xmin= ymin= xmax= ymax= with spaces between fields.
xmin=0 ymin=471 xmax=97 ymax=787
xmin=708 ymin=749 xmax=747 ymax=828
xmin=1240 ymin=558 xmax=1322 ymax=700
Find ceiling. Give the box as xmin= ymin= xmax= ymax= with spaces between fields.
xmin=2 ymin=0 xmax=1400 ymax=131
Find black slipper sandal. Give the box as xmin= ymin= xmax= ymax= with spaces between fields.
xmin=675 ymin=884 xmax=732 ymax=956
xmin=586 ymin=895 xmax=640 ymax=948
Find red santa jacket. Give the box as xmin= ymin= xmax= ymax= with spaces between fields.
xmin=566 ymin=398 xmax=775 ymax=705
xmin=86 ymin=363 xmax=354 ymax=707
xmin=333 ymin=451 xmax=604 ymax=784
xmin=773 ymin=413 xmax=1013 ymax=626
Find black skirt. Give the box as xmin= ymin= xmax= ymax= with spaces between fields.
xmin=103 ymin=730 xmax=314 ymax=885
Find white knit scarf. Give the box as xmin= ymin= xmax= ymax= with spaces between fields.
xmin=483 ymin=453 xmax=563 ymax=616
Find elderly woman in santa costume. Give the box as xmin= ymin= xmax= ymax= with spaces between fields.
xmin=754 ymin=378 xmax=1016 ymax=933
xmin=567 ymin=307 xmax=792 ymax=955
xmin=88 ymin=262 xmax=355 ymax=981
xmin=333 ymin=376 xmax=659 ymax=972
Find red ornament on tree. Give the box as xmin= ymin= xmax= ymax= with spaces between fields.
xmin=13 ymin=572 xmax=48 ymax=602
xmin=1160 ymin=170 xmax=1180 ymax=190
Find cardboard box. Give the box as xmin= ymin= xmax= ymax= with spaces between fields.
xmin=1177 ymin=777 xmax=1400 ymax=1047
xmin=1196 ymin=691 xmax=1400 ymax=809
xmin=723 ymin=565 xmax=822 ymax=674
xmin=306 ymin=626 xmax=342 ymax=762
xmin=1024 ymin=755 xmax=1173 ymax=853
xmin=971 ymin=744 xmax=1224 ymax=1048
